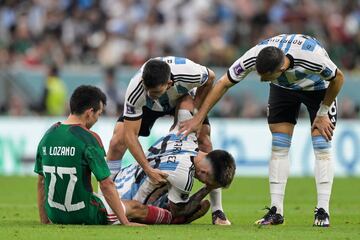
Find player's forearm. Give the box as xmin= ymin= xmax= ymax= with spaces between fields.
xmin=322 ymin=70 xmax=344 ymax=107
xmin=37 ymin=175 xmax=50 ymax=224
xmin=194 ymin=69 xmax=215 ymax=109
xmin=189 ymin=186 xmax=212 ymax=203
xmin=195 ymin=74 xmax=233 ymax=122
xmin=125 ymin=132 xmax=150 ymax=172
xmin=100 ymin=178 xmax=130 ymax=225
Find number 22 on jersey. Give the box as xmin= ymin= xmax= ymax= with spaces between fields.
xmin=43 ymin=165 xmax=85 ymax=212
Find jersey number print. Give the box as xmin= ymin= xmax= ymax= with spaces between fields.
xmin=43 ymin=166 xmax=85 ymax=212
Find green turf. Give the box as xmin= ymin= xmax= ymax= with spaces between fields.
xmin=1 ymin=176 xmax=359 ymax=240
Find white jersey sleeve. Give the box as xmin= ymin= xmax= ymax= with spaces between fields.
xmin=123 ymin=71 xmax=146 ymax=120
xmin=165 ymin=155 xmax=195 ymax=204
xmin=128 ymin=155 xmax=195 ymax=204
xmin=307 ymin=47 xmax=338 ymax=81
xmin=227 ymin=45 xmax=261 ymax=83
xmin=165 ymin=56 xmax=209 ymax=90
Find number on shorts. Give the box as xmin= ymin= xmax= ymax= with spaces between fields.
xmin=329 ymin=100 xmax=337 ymax=115
xmin=328 ymin=99 xmax=337 ymax=124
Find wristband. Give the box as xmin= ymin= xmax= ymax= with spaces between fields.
xmin=317 ymin=104 xmax=330 ymax=116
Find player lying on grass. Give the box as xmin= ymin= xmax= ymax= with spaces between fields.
xmin=101 ymin=95 xmax=236 ymax=224
xmin=35 ymin=85 xmax=203 ymax=226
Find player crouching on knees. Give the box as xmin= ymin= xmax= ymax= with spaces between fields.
xmin=103 ymin=95 xmax=236 ymax=225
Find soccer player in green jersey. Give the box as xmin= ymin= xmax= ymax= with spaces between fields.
xmin=34 ymin=85 xmax=146 ymax=225
xmin=35 ymin=85 xmax=210 ymax=226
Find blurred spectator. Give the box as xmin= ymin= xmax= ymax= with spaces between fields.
xmin=0 ymin=0 xmax=358 ymax=69
xmin=37 ymin=65 xmax=67 ymax=116
xmin=239 ymin=93 xmax=264 ymax=118
xmin=212 ymin=95 xmax=240 ymax=118
xmin=339 ymin=97 xmax=358 ymax=119
xmin=98 ymin=67 xmax=124 ymax=116
xmin=0 ymin=0 xmax=359 ymax=119
xmin=44 ymin=65 xmax=67 ymax=116
xmin=8 ymin=94 xmax=28 ymax=116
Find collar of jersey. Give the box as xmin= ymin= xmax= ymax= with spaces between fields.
xmin=286 ymin=54 xmax=294 ymax=69
xmin=170 ymin=73 xmax=175 ymax=86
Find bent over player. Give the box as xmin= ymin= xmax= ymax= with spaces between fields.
xmin=107 ymin=56 xmax=231 ymax=224
xmin=104 ymin=95 xmax=236 ymax=224
xmin=178 ymin=34 xmax=344 ymax=227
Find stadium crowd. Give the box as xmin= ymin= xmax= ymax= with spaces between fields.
xmin=0 ymin=0 xmax=359 ymax=118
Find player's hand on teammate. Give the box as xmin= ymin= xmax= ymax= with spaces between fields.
xmin=177 ymin=116 xmax=202 ymax=139
xmin=312 ymin=115 xmax=335 ymax=141
xmin=146 ymin=168 xmax=168 ymax=185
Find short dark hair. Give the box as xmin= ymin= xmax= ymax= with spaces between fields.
xmin=256 ymin=46 xmax=284 ymax=74
xmin=70 ymin=85 xmax=107 ymax=115
xmin=207 ymin=150 xmax=236 ymax=188
xmin=142 ymin=59 xmax=171 ymax=88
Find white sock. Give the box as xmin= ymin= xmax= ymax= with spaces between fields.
xmin=269 ymin=133 xmax=291 ymax=216
xmin=313 ymin=136 xmax=333 ymax=214
xmin=107 ymin=159 xmax=122 ymax=180
xmin=210 ymin=188 xmax=223 ymax=212
xmin=270 ymin=176 xmax=287 ymax=216
xmin=317 ymin=193 xmax=331 ymax=214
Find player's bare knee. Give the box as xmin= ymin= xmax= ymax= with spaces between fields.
xmin=107 ymin=134 xmax=126 ymax=160
xmin=269 ymin=123 xmax=294 ymax=136
xmin=178 ymin=95 xmax=194 ymax=112
xmin=111 ymin=123 xmax=125 ymax=145
xmin=109 ymin=132 xmax=125 ymax=149
xmin=198 ymin=136 xmax=212 ymax=153
xmin=125 ymin=200 xmax=147 ymax=219
xmin=198 ymin=125 xmax=212 ymax=152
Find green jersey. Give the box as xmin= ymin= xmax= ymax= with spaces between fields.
xmin=34 ymin=123 xmax=110 ymax=225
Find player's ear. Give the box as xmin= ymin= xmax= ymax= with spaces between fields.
xmin=167 ymin=79 xmax=173 ymax=88
xmin=84 ymin=108 xmax=93 ymax=117
xmin=279 ymin=56 xmax=287 ymax=72
xmin=279 ymin=66 xmax=287 ymax=72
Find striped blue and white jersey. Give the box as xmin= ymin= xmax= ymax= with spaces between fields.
xmin=114 ymin=110 xmax=199 ymax=204
xmin=228 ymin=34 xmax=338 ymax=91
xmin=123 ymin=56 xmax=209 ymax=120
xmin=114 ymin=155 xmax=195 ymax=205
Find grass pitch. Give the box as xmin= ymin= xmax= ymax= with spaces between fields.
xmin=1 ymin=176 xmax=359 ymax=240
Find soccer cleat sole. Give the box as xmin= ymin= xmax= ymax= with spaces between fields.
xmin=213 ymin=218 xmax=231 ymax=225
xmin=254 ymin=219 xmax=285 ymax=226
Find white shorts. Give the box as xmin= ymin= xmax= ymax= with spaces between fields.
xmin=95 ymin=192 xmax=127 ymax=225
